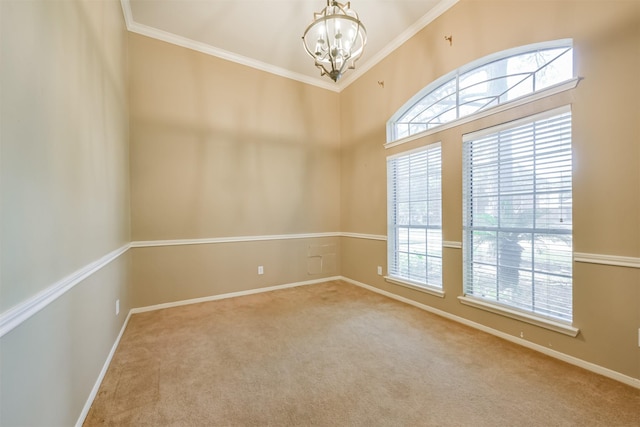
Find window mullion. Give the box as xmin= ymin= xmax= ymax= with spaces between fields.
xmin=456 ymin=71 xmax=460 ymax=120
xmin=496 ymin=132 xmax=502 ymax=302
xmin=387 ymin=40 xmax=574 ymax=143
xmin=532 ymin=120 xmax=538 ymax=312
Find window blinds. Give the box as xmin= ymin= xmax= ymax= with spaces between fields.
xmin=387 ymin=144 xmax=442 ymax=289
xmin=462 ymin=107 xmax=573 ymax=322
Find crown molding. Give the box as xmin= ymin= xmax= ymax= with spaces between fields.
xmin=120 ymin=0 xmax=459 ymax=92
xmin=337 ymin=0 xmax=460 ymax=89
xmin=120 ymin=0 xmax=339 ymax=92
xmin=126 ymin=21 xmax=340 ymax=93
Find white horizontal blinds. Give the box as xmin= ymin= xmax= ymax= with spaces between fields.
xmin=388 ymin=144 xmax=442 ymax=288
xmin=462 ymin=108 xmax=573 ymax=322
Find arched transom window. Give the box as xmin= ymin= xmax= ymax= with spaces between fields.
xmin=388 ymin=40 xmax=574 ymax=143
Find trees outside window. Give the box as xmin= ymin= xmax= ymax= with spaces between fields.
xmin=388 ymin=41 xmax=573 ymax=142
xmin=388 ymin=144 xmax=442 ymax=290
xmin=462 ymin=108 xmax=573 ymax=322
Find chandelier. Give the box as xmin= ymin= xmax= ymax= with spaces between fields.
xmin=302 ymin=1 xmax=367 ymax=82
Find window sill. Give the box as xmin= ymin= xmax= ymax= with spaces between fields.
xmin=385 ymin=277 xmax=445 ymax=298
xmin=457 ymin=295 xmax=579 ymax=337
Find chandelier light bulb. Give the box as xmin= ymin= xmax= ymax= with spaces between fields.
xmin=302 ymin=0 xmax=367 ymax=82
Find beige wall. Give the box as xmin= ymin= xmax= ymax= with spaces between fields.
xmin=129 ymin=34 xmax=341 ymax=240
xmin=131 ymin=237 xmax=341 ymax=308
xmin=2 ymin=1 xmax=639 ymax=424
xmin=128 ymin=34 xmax=342 ymax=305
xmin=0 ymin=254 xmax=131 ymax=425
xmin=0 ymin=0 xmax=130 ymax=425
xmin=340 ymin=0 xmax=640 ymax=380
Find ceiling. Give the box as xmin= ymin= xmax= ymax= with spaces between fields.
xmin=122 ymin=0 xmax=458 ymax=92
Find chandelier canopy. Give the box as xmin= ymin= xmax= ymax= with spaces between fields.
xmin=302 ymin=1 xmax=367 ymax=82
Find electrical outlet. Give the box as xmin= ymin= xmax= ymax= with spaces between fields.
xmin=377 ymin=266 xmax=382 ymax=275
xmin=116 ymin=299 xmax=120 ymax=316
xmin=258 ymin=265 xmax=264 ymax=275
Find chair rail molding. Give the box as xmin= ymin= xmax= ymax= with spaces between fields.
xmin=2 ymin=236 xmax=637 ymax=340
xmin=0 ymin=244 xmax=130 ymax=338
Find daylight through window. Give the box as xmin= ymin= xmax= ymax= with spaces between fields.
xmin=387 ymin=144 xmax=443 ymax=291
xmin=388 ymin=40 xmax=574 ymax=142
xmin=462 ymin=107 xmax=573 ymax=322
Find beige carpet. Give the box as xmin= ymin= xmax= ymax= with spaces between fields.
xmin=85 ymin=280 xmax=640 ymax=426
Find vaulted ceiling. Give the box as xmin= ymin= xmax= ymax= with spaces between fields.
xmin=122 ymin=0 xmax=458 ymax=91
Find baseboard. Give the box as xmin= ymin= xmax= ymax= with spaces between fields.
xmin=340 ymin=276 xmax=640 ymax=390
xmin=75 ymin=310 xmax=133 ymax=427
xmin=131 ymin=276 xmax=342 ymax=314
xmin=75 ymin=276 xmax=341 ymax=425
xmin=75 ymin=273 xmax=638 ymax=426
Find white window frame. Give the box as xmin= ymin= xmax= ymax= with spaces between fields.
xmin=386 ymin=143 xmax=444 ymax=297
xmin=386 ymin=39 xmax=579 ymax=148
xmin=459 ymin=105 xmax=578 ymax=337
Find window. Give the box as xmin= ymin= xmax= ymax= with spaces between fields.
xmin=462 ymin=107 xmax=573 ymax=323
xmin=387 ymin=144 xmax=442 ymax=293
xmin=388 ymin=40 xmax=574 ymax=143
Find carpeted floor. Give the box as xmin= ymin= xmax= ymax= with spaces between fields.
xmin=84 ymin=280 xmax=640 ymax=426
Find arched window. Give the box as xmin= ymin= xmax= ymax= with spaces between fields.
xmin=387 ymin=40 xmax=575 ymax=143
